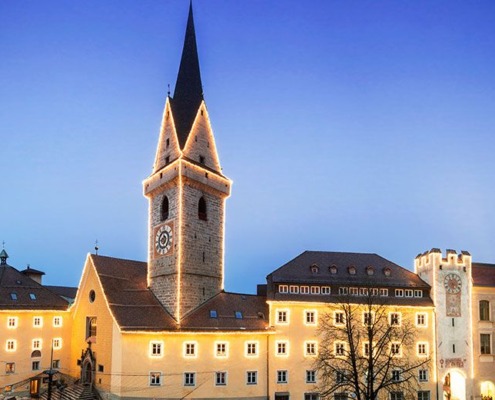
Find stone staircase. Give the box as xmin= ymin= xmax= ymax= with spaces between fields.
xmin=40 ymin=383 xmax=96 ymax=400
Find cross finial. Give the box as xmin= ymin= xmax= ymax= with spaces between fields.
xmin=94 ymin=240 xmax=99 ymax=255
xmin=167 ymin=83 xmax=171 ymax=97
xmin=2 ymin=241 xmax=5 ymax=249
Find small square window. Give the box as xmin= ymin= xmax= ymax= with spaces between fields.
xmin=33 ymin=317 xmax=43 ymax=327
xmin=150 ymin=341 xmax=163 ymax=357
xmin=389 ymin=313 xmax=401 ymax=326
xmin=334 ymin=312 xmax=345 ymax=325
xmin=305 ymin=341 xmax=317 ymax=356
xmin=52 ymin=360 xmax=60 ymax=369
xmin=405 ymin=289 xmax=414 ymax=297
xmin=300 ymin=286 xmax=310 ymax=294
xmin=418 ymin=391 xmax=430 ymax=400
xmin=53 ymin=338 xmax=62 ymax=350
xmin=414 ymin=290 xmax=423 ymax=298
xmin=247 ymin=371 xmax=257 ymax=385
xmin=289 ymin=285 xmax=299 ymax=294
xmin=380 ymin=288 xmax=389 ymax=296
xmin=277 ymin=370 xmax=288 ymax=384
xmin=6 ymin=340 xmax=16 ymax=352
xmin=277 ymin=310 xmax=288 ymax=324
xmin=215 ymin=371 xmax=227 ymax=386
xmin=305 ymin=311 xmax=316 ymax=325
xmin=419 ymin=369 xmax=428 ymax=382
xmin=417 ymin=343 xmax=428 ymax=356
xmin=306 ymin=370 xmax=316 ymax=383
xmin=276 ymin=341 xmax=288 ymax=356
xmin=53 ymin=316 xmax=62 ymax=327
xmin=32 ymin=361 xmax=40 ymax=371
xmin=210 ymin=310 xmax=217 ymax=318
xmin=7 ymin=317 xmax=17 ymax=328
xmin=184 ymin=372 xmax=195 ymax=386
xmin=184 ymin=342 xmax=196 ymax=357
xmin=339 ymin=287 xmax=348 ymax=295
xmin=279 ymin=285 xmax=288 ymax=293
xmin=29 ymin=293 xmax=36 ymax=300
xmin=10 ymin=293 xmax=17 ymax=300
xmin=321 ymin=286 xmax=331 ymax=294
xmin=215 ymin=342 xmax=228 ymax=358
xmin=349 ymin=287 xmax=358 ymax=296
xmin=246 ymin=342 xmax=258 ymax=356
xmin=311 ymin=286 xmax=321 ymax=294
xmin=235 ymin=311 xmax=243 ymax=319
xmin=32 ymin=339 xmax=42 ymax=350
xmin=395 ymin=289 xmax=404 ymax=297
xmin=97 ymin=364 xmax=103 ymax=372
xmin=392 ymin=370 xmax=401 ymax=382
xmin=391 ymin=343 xmax=401 ymax=356
xmin=5 ymin=363 xmax=15 ymax=374
xmin=335 ymin=342 xmax=345 ymax=356
xmin=416 ymin=313 xmax=427 ymax=327
xmin=150 ymin=372 xmax=162 ymax=386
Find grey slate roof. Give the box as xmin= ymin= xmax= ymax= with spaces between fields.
xmin=267 ymin=251 xmax=433 ymax=306
xmin=171 ymin=2 xmax=204 ymax=149
xmin=0 ymin=265 xmax=69 ymax=310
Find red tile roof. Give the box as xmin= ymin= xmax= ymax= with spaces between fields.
xmin=472 ymin=262 xmax=495 ymax=287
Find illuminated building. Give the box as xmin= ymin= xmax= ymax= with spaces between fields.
xmin=1 ymin=4 xmax=494 ymax=400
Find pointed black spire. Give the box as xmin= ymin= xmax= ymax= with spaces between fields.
xmin=171 ymin=2 xmax=204 ymax=149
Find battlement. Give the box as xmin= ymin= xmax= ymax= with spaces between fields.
xmin=415 ymin=248 xmax=471 ymax=273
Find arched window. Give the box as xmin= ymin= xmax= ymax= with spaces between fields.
xmin=198 ymin=197 xmax=207 ymax=221
xmin=31 ymin=350 xmax=41 ymax=358
xmin=480 ymin=300 xmax=490 ymax=321
xmin=161 ymin=196 xmax=169 ymax=221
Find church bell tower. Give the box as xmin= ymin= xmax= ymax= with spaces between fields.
xmin=143 ymin=4 xmax=231 ymax=322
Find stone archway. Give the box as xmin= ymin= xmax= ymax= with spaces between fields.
xmin=481 ymin=381 xmax=495 ymax=400
xmin=80 ymin=344 xmax=96 ymax=386
xmin=443 ymin=370 xmax=466 ymax=400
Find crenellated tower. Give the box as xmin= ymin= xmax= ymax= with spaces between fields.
xmin=415 ymin=249 xmax=474 ymax=400
xmin=143 ymin=4 xmax=231 ymax=322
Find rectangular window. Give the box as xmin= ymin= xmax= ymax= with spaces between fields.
xmin=363 ymin=342 xmax=371 ymax=356
xmin=339 ymin=287 xmax=348 ymax=295
xmin=150 ymin=372 xmax=161 ymax=386
xmin=391 ymin=343 xmax=401 ymax=356
xmin=389 ymin=312 xmax=401 ymax=326
xmin=363 ymin=312 xmax=373 ymax=325
xmin=391 ymin=392 xmax=404 ymax=400
xmin=335 ymin=394 xmax=347 ymax=400
xmin=414 ymin=290 xmax=423 ymax=298
xmin=305 ymin=394 xmax=320 ymax=400
xmin=6 ymin=340 xmax=16 ymax=352
xmin=336 ymin=371 xmax=346 ymax=383
xmin=215 ymin=371 xmax=227 ymax=386
xmin=289 ymin=285 xmax=299 ymax=294
xmin=480 ymin=301 xmax=490 ymax=321
xmin=371 ymin=288 xmax=379 ymax=296
xmin=417 ymin=342 xmax=428 ymax=356
xmin=392 ymin=370 xmax=401 ymax=382
xmin=150 ymin=341 xmax=163 ymax=357
xmin=86 ymin=317 xmax=97 ymax=338
xmin=277 ymin=310 xmax=288 ymax=324
xmin=312 ymin=286 xmax=322 ymax=294
xmin=335 ymin=342 xmax=345 ymax=356
xmin=301 ymin=286 xmax=310 ymax=294
xmin=305 ymin=341 xmax=317 ymax=356
xmin=380 ymin=288 xmax=389 ymax=296
xmin=349 ymin=287 xmax=358 ymax=296
xmin=405 ymin=289 xmax=414 ymax=297
xmin=5 ymin=363 xmax=15 ymax=374
xmin=418 ymin=391 xmax=430 ymax=400
xmin=359 ymin=288 xmax=369 ymax=296
xmin=184 ymin=342 xmax=196 ymax=357
xmin=215 ymin=342 xmax=228 ymax=357
xmin=416 ymin=313 xmax=427 ymax=327
xmin=276 ymin=341 xmax=288 ymax=356
xmin=247 ymin=371 xmax=257 ymax=385
xmin=235 ymin=311 xmax=243 ymax=319
xmin=279 ymin=285 xmax=288 ymax=293
xmin=480 ymin=334 xmax=491 ymax=355
xmin=52 ymin=360 xmax=60 ymax=369
xmin=277 ymin=370 xmax=288 ymax=384
xmin=53 ymin=316 xmax=62 ymax=327
xmin=335 ymin=312 xmax=345 ymax=325
xmin=395 ymin=289 xmax=404 ymax=297
xmin=53 ymin=338 xmax=62 ymax=350
xmin=419 ymin=369 xmax=428 ymax=382
xmin=246 ymin=341 xmax=258 ymax=357
xmin=184 ymin=372 xmax=195 ymax=386
xmin=306 ymin=370 xmax=316 ymax=383
xmin=305 ymin=311 xmax=316 ymax=325
xmin=210 ymin=310 xmax=218 ymax=318
xmin=7 ymin=317 xmax=18 ymax=328
xmin=33 ymin=316 xmax=43 ymax=327
xmin=32 ymin=339 xmax=42 ymax=350
xmin=32 ymin=361 xmax=40 ymax=371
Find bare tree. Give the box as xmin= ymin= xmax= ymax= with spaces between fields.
xmin=315 ymin=293 xmax=430 ymax=400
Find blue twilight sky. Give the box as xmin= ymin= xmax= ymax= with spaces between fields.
xmin=1 ymin=1 xmax=494 ymax=292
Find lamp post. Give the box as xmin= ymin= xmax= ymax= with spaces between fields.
xmin=43 ymin=340 xmax=56 ymax=400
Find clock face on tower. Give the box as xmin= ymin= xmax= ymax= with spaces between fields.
xmin=444 ymin=273 xmax=462 ymax=294
xmin=154 ymin=223 xmax=174 ymax=256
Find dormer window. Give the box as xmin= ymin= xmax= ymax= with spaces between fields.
xmin=348 ymin=266 xmax=356 ymax=275
xmin=366 ymin=266 xmax=374 ymax=276
xmin=383 ymin=267 xmax=391 ymax=277
xmin=198 ymin=197 xmax=207 ymax=221
xmin=29 ymin=293 xmax=36 ymax=300
xmin=10 ymin=293 xmax=17 ymax=301
xmin=235 ymin=311 xmax=243 ymax=319
xmin=329 ymin=265 xmax=338 ymax=274
xmin=310 ymin=264 xmax=319 ymax=274
xmin=210 ymin=310 xmax=217 ymax=318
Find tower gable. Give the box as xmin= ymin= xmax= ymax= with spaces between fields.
xmin=182 ymin=101 xmax=222 ymax=174
xmin=153 ymin=98 xmax=182 ymax=174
